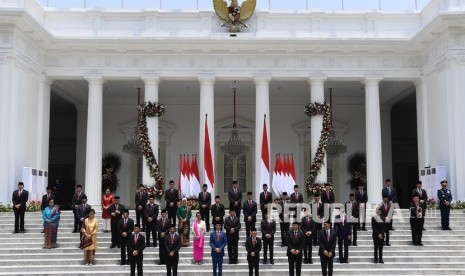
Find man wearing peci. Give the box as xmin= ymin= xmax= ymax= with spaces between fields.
xmin=12 ymin=182 xmax=29 ymax=233
xmin=224 ymin=209 xmax=241 ymax=264
xmin=198 ymin=184 xmax=211 ymax=232
xmin=118 ymin=209 xmax=134 ymax=265
xmin=242 ymin=192 xmax=257 ymax=238
xmin=246 ymin=228 xmax=262 ymax=276
xmin=228 ymin=180 xmax=243 ymax=220
xmin=109 ymin=196 xmax=125 ymax=248
xmin=72 ymin=185 xmax=86 ymax=233
xmin=381 ymin=178 xmax=397 ymax=230
xmin=211 ymin=196 xmax=225 ymax=229
xmin=135 ymin=184 xmax=148 ymax=231
xmin=259 ymin=184 xmax=272 ymax=220
xmin=279 ymin=192 xmax=290 ymax=247
xmin=128 ymin=224 xmax=145 ymax=276
xmin=144 ymin=195 xmax=159 ymax=247
xmin=165 ymin=224 xmax=181 ymax=276
xmin=319 ymin=221 xmax=337 ymax=276
xmin=165 ymin=180 xmax=179 ymax=226
xmin=345 ymin=193 xmax=359 ymax=246
xmin=354 ymin=184 xmax=368 ymax=231
xmin=300 ymin=209 xmax=316 ymax=264
xmin=287 ymin=221 xmax=304 ymax=276
xmin=335 ymin=208 xmax=351 ymax=263
xmin=210 ymin=222 xmax=227 ymax=276
xmin=261 ymin=212 xmax=276 ymax=264
xmin=156 ymin=209 xmax=170 ymax=265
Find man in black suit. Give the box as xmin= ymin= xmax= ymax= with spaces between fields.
xmin=372 ymin=209 xmax=386 ymax=263
xmin=228 ymin=180 xmax=242 ymax=220
xmin=224 ymin=209 xmax=241 ymax=264
xmin=198 ymin=184 xmax=211 ymax=232
xmin=211 ymin=196 xmax=225 ymax=229
xmin=382 ymin=179 xmax=398 ymax=231
xmin=412 ymin=180 xmax=428 ymax=231
xmin=259 ymin=184 xmax=272 ymax=220
xmin=321 ymin=183 xmax=335 ymax=205
xmin=319 ymin=221 xmax=337 ymax=276
xmin=345 ymin=193 xmax=359 ymax=246
xmin=379 ymin=196 xmax=393 ymax=246
xmin=165 ymin=224 xmax=181 ymax=276
xmin=410 ymin=195 xmax=425 ymax=246
xmin=287 ymin=221 xmax=304 ymax=276
xmin=118 ymin=209 xmax=134 ymax=265
xmin=156 ymin=209 xmax=170 ymax=265
xmin=41 ymin=186 xmax=55 ymax=233
xmin=311 ymin=194 xmax=324 ymax=246
xmin=300 ymin=210 xmax=316 ymax=264
xmin=290 ymin=185 xmax=304 ymax=222
xmin=246 ymin=228 xmax=262 ymax=276
xmin=279 ymin=192 xmax=290 ymax=247
xmin=242 ymin=192 xmax=257 ymax=238
xmin=335 ymin=208 xmax=351 ymax=263
xmin=354 ymin=184 xmax=368 ymax=231
xmin=12 ymin=182 xmax=28 ymax=233
xmin=77 ymin=196 xmax=91 ymax=239
xmin=109 ymin=196 xmax=125 ymax=248
xmin=260 ymin=212 xmax=276 ymax=264
xmin=165 ymin=180 xmax=179 ymax=226
xmin=135 ymin=184 xmax=148 ymax=231
xmin=72 ymin=185 xmax=86 ymax=233
xmin=144 ymin=195 xmax=159 ymax=247
xmin=128 ymin=224 xmax=145 ymax=276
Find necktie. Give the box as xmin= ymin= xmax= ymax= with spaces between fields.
xmin=124 ymin=219 xmax=127 ymax=227
xmin=264 ymin=192 xmax=267 ymax=201
xmin=139 ymin=192 xmax=142 ymax=201
xmin=204 ymin=192 xmax=206 ymax=200
xmin=253 ymin=238 xmax=256 ymax=247
xmin=307 ymin=217 xmax=310 ymax=225
xmin=327 ymin=230 xmax=330 ymax=241
xmin=234 ymin=188 xmax=237 ymax=195
xmin=134 ymin=234 xmax=138 ymax=244
xmin=294 ymin=231 xmax=297 ymax=239
xmin=171 ymin=234 xmax=174 ymax=244
xmin=116 ymin=204 xmax=118 ymax=211
xmin=327 ymin=191 xmax=330 ymax=200
xmin=342 ymin=215 xmax=345 ymax=226
xmin=163 ymin=218 xmax=166 ymax=228
xmin=295 ymin=192 xmax=298 ymax=200
xmin=47 ymin=194 xmax=50 ymax=201
xmin=384 ymin=203 xmax=387 ymax=211
xmin=361 ymin=191 xmax=363 ymax=196
xmin=18 ymin=190 xmax=22 ymax=197
xmin=216 ymin=232 xmax=220 ymax=242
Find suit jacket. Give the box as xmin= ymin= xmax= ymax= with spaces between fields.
xmin=300 ymin=216 xmax=316 ymax=237
xmin=371 ymin=216 xmax=386 ymax=239
xmin=135 ymin=191 xmax=148 ymax=208
xmin=311 ymin=201 xmax=324 ymax=220
xmin=378 ymin=202 xmax=393 ymax=220
xmin=246 ymin=237 xmax=262 ymax=261
xmin=318 ymin=229 xmax=337 ymax=257
xmin=211 ymin=203 xmax=225 ymax=225
xmin=77 ymin=204 xmax=91 ymax=220
xmin=259 ymin=191 xmax=272 ymax=210
xmin=156 ymin=217 xmax=171 ymax=238
xmin=412 ymin=188 xmax=428 ymax=202
xmin=286 ymin=230 xmax=305 ymax=257
xmin=128 ymin=233 xmax=146 ymax=259
xmin=41 ymin=194 xmax=55 ymax=210
xmin=198 ymin=191 xmax=212 ymax=212
xmin=224 ymin=216 xmax=241 ymax=238
xmin=355 ymin=190 xmax=368 ymax=204
xmin=144 ymin=203 xmax=159 ymax=223
xmin=345 ymin=201 xmax=359 ymax=220
xmin=165 ymin=189 xmax=179 ymax=210
xmin=321 ymin=191 xmax=335 ymax=204
xmin=260 ymin=219 xmax=276 ymax=238
xmin=290 ymin=192 xmax=304 ymax=204
xmin=72 ymin=192 xmax=86 ymax=208
xmin=108 ymin=203 xmax=125 ymax=223
xmin=228 ymin=189 xmax=243 ymax=209
xmin=12 ymin=189 xmax=29 ymax=208
xmin=334 ymin=215 xmax=352 ymax=238
xmin=409 ymin=203 xmax=425 ymax=221
xmin=164 ymin=232 xmax=181 ymax=259
xmin=118 ymin=218 xmax=135 ymax=239
xmin=382 ymin=187 xmax=398 ymax=203
xmin=210 ymin=231 xmax=227 ymax=256
xmin=278 ymin=199 xmax=289 ymax=222
xmin=242 ymin=200 xmax=257 ymax=222
xmin=437 ymin=188 xmax=452 ymax=207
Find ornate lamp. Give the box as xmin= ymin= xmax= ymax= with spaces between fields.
xmin=326 ymin=88 xmax=347 ymax=157
xmin=123 ymin=88 xmax=143 ymax=155
xmin=221 ymin=82 xmax=248 ymax=159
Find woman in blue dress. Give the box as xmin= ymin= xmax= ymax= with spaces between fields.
xmin=42 ymin=198 xmax=60 ymax=249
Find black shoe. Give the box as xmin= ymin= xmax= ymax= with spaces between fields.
xmin=353 ymin=243 xmax=358 ymax=246
xmin=362 ymin=228 xmax=367 ymax=231
xmin=110 ymin=244 xmax=116 ymax=248
xmin=41 ymin=230 xmax=45 ymax=233
xmin=423 ymin=228 xmax=426 ymax=231
xmin=228 ymin=261 xmax=233 ymax=264
xmin=412 ymin=242 xmax=417 ymax=246
xmin=385 ymin=243 xmax=391 ymax=246
xmin=120 ymin=261 xmax=126 ymax=265
xmin=312 ymin=242 xmax=317 ymax=246
xmin=72 ymin=230 xmax=78 ymax=233
xmin=339 ymin=260 xmax=344 ymax=264
xmin=446 ymin=227 xmax=452 ymax=230
xmin=263 ymin=260 xmax=267 ymax=264
xmin=13 ymin=231 xmax=19 ymax=234
xmin=270 ymin=260 xmax=274 ymax=265
xmin=348 ymin=242 xmax=352 ymax=246
xmin=344 ymin=260 xmax=349 ymax=263
xmin=146 ymin=243 xmax=151 ymax=247
xmin=374 ymin=259 xmax=378 ymax=263
xmin=303 ymin=260 xmax=308 ymax=264
xmin=418 ymin=243 xmax=423 ymax=246
xmin=308 ymin=260 xmax=313 ymax=264
xmin=379 ymin=260 xmax=384 ymax=264
xmin=390 ymin=228 xmax=395 ymax=231
xmin=20 ymin=230 xmax=25 ymax=233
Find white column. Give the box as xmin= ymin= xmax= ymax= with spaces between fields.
xmin=36 ymin=75 xmax=52 ymax=170
xmin=365 ymin=76 xmax=383 ymax=205
xmin=84 ymin=76 xmax=104 ymax=208
xmin=198 ymin=75 xmax=215 ymax=198
xmin=415 ymin=77 xmax=429 ymax=169
xmin=309 ymin=76 xmax=327 ymax=183
xmin=254 ymin=75 xmax=271 ymax=202
xmin=141 ymin=75 xmax=160 ymax=187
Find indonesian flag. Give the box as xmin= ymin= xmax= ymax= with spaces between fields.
xmin=290 ymin=154 xmax=297 ymax=188
xmin=260 ymin=116 xmax=270 ymax=192
xmin=190 ymin=155 xmax=201 ymax=198
xmin=178 ymin=154 xmax=182 ymax=192
xmin=181 ymin=154 xmax=190 ymax=198
xmin=204 ymin=117 xmax=215 ymax=192
xmin=272 ymin=154 xmax=279 ymax=196
xmin=276 ymin=154 xmax=283 ymax=195
xmin=283 ymin=154 xmax=291 ymax=193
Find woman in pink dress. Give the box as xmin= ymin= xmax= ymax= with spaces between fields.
xmin=192 ymin=212 xmax=206 ymax=265
xmin=101 ymin=188 xmax=113 ymax=232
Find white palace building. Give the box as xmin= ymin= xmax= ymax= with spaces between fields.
xmin=0 ymin=0 xmax=464 ymax=209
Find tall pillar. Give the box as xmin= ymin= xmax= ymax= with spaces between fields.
xmin=141 ymin=75 xmax=160 ymax=187
xmin=309 ymin=75 xmax=328 ymax=183
xmin=84 ymin=76 xmax=104 ymax=207
xmin=254 ymin=75 xmax=271 ymax=202
xmin=365 ymin=76 xmax=383 ymax=205
xmin=415 ymin=77 xmax=429 ymax=169
xmin=36 ymin=75 xmax=52 ymax=170
xmin=198 ymin=75 xmax=215 ymax=198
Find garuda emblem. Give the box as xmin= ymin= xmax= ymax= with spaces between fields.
xmin=213 ymin=0 xmax=256 ymax=32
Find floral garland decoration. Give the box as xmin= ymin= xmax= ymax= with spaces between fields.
xmin=137 ymin=101 xmax=166 ymax=199
xmin=304 ymin=102 xmax=331 ymax=196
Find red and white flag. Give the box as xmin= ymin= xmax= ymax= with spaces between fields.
xmin=204 ymin=117 xmax=215 ymax=192
xmin=283 ymin=154 xmax=291 ymax=193
xmin=190 ymin=155 xmax=201 ymax=197
xmin=272 ymin=154 xmax=279 ymax=196
xmin=275 ymin=154 xmax=283 ymax=195
xmin=260 ymin=116 xmax=270 ymax=191
xmin=178 ymin=154 xmax=182 ymax=192
xmin=181 ymin=154 xmax=190 ymax=198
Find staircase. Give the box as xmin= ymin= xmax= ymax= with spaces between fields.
xmin=0 ymin=209 xmax=464 ymax=275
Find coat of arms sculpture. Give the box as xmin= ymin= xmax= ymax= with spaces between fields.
xmin=213 ymin=0 xmax=256 ymax=32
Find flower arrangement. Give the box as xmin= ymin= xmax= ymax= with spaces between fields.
xmin=138 ymin=101 xmax=166 ymax=199
xmin=26 ymin=200 xmax=42 ymax=212
xmin=0 ymin=203 xmax=13 ymax=212
xmin=304 ymin=102 xmax=331 ymax=196
xmin=177 ymin=198 xmax=200 ymax=210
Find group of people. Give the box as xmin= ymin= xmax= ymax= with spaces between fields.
xmin=10 ymin=176 xmax=455 ymax=276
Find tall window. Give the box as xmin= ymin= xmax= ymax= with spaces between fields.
xmin=223 ymin=154 xmax=247 ymax=192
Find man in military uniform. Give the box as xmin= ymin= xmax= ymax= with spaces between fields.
xmin=437 ymin=180 xmax=452 ymax=230
xmin=410 ymin=195 xmax=425 ymax=246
